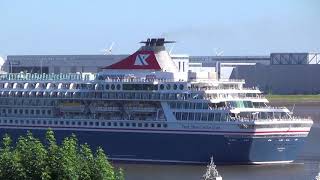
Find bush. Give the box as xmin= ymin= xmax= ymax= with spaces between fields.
xmin=0 ymin=130 xmax=124 ymax=180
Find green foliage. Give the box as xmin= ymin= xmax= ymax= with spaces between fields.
xmin=0 ymin=130 xmax=125 ymax=180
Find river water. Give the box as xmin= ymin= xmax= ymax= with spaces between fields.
xmin=115 ymin=104 xmax=320 ymax=180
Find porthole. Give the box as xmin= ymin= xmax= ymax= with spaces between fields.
xmin=66 ymin=121 xmax=69 ymax=125
xmin=179 ymin=84 xmax=184 ymax=90
xmin=138 ymin=123 xmax=142 ymax=127
xmin=107 ymin=122 xmax=111 ymax=126
xmin=111 ymin=84 xmax=115 ymax=90
xmin=166 ymin=84 xmax=171 ymax=90
xmin=60 ymin=121 xmax=64 ymax=125
xmin=72 ymin=121 xmax=75 ymax=125
xmin=151 ymin=123 xmax=155 ymax=127
xmin=126 ymin=123 xmax=130 ymax=127
xmin=101 ymin=122 xmax=105 ymax=126
xmin=157 ymin=124 xmax=161 ymax=128
xmin=84 ymin=122 xmax=88 ymax=126
xmin=132 ymin=123 xmax=136 ymax=127
xmin=77 ymin=122 xmax=81 ymax=126
xmin=173 ymin=84 xmax=178 ymax=90
xmin=120 ymin=122 xmax=124 ymax=127
xmin=144 ymin=123 xmax=149 ymax=127
xmin=106 ymin=84 xmax=110 ymax=90
xmin=116 ymin=84 xmax=121 ymax=90
xmin=160 ymin=84 xmax=165 ymax=90
xmin=89 ymin=122 xmax=93 ymax=126
xmin=9 ymin=120 xmax=13 ymax=123
xmin=113 ymin=122 xmax=117 ymax=126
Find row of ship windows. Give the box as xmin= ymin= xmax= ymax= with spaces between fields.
xmin=0 ymin=108 xmax=52 ymax=116
xmin=0 ymin=92 xmax=191 ymax=101
xmin=174 ymin=112 xmax=227 ymax=121
xmin=0 ymin=83 xmax=185 ymax=91
xmin=0 ymin=99 xmax=55 ymax=106
xmin=99 ymin=83 xmax=184 ymax=91
xmin=238 ymin=123 xmax=309 ymax=129
xmin=170 ymin=102 xmax=209 ymax=109
xmin=0 ymin=119 xmax=168 ymax=128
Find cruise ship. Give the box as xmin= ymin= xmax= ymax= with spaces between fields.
xmin=0 ymin=38 xmax=313 ymax=164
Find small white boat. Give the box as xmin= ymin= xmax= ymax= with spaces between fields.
xmin=202 ymin=157 xmax=222 ymax=180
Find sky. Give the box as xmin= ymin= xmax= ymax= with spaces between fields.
xmin=0 ymin=0 xmax=319 ymax=56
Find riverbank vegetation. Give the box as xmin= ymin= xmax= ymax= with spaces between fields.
xmin=0 ymin=130 xmax=124 ymax=180
xmin=266 ymin=94 xmax=320 ymax=102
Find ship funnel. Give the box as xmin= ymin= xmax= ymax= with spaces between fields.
xmin=140 ymin=38 xmax=175 ymax=47
xmin=103 ymin=38 xmax=179 ymax=73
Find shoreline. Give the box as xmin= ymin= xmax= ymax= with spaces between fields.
xmin=266 ymin=95 xmax=320 ymax=105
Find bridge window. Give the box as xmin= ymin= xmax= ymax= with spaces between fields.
xmin=201 ymin=113 xmax=208 ymax=121
xmin=166 ymin=84 xmax=171 ymax=90
xmin=215 ymin=113 xmax=221 ymax=121
xmin=182 ymin=113 xmax=188 ymax=120
xmin=208 ymin=113 xmax=215 ymax=121
xmin=173 ymin=84 xmax=178 ymax=90
xmin=195 ymin=113 xmax=201 ymax=121
xmin=188 ymin=113 xmax=195 ymax=121
xmin=179 ymin=84 xmax=184 ymax=90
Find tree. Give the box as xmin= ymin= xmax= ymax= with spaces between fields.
xmin=0 ymin=130 xmax=124 ymax=180
xmin=15 ymin=132 xmax=48 ymax=180
xmin=0 ymin=134 xmax=25 ymax=179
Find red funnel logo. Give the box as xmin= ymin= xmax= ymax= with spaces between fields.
xmin=134 ymin=54 xmax=150 ymax=66
xmin=103 ymin=50 xmax=161 ymax=70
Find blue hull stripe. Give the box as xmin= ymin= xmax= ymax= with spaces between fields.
xmin=0 ymin=125 xmax=309 ymax=136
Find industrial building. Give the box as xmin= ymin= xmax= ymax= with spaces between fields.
xmin=1 ymin=52 xmax=320 ymax=94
